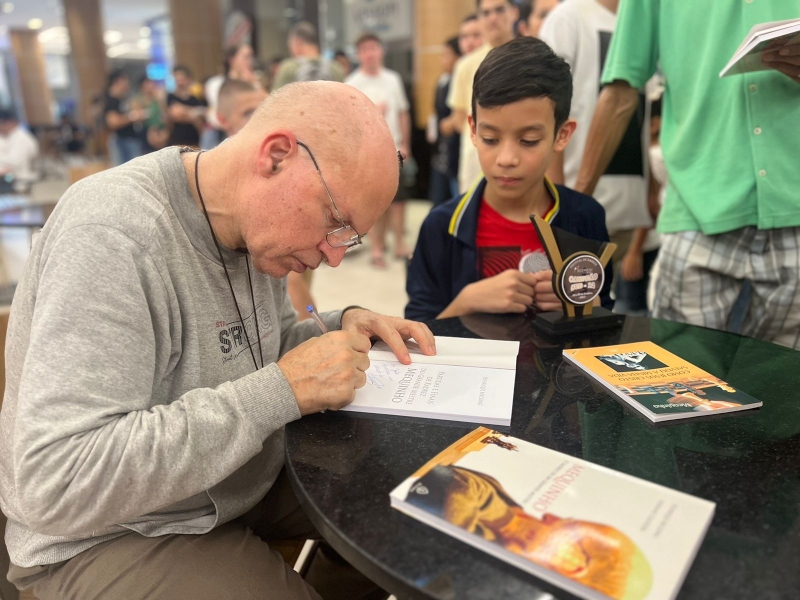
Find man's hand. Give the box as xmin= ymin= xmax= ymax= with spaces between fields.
xmin=457 ymin=270 xmax=537 ymax=315
xmin=762 ymin=39 xmax=800 ymax=84
xmin=532 ymin=270 xmax=562 ymax=312
xmin=621 ymin=250 xmax=644 ymax=282
xmin=341 ymin=309 xmax=436 ymax=364
xmin=278 ymin=331 xmax=371 ymax=415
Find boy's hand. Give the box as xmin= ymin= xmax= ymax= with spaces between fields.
xmin=460 ymin=270 xmax=537 ymax=314
xmin=532 ymin=270 xmax=562 ymax=312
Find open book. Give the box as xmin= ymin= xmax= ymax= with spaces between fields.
xmin=341 ymin=336 xmax=519 ymax=425
xmin=563 ymin=341 xmax=762 ymax=423
xmin=391 ymin=427 xmax=715 ymax=600
xmin=720 ymin=18 xmax=800 ymax=77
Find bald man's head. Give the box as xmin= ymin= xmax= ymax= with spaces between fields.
xmin=217 ymin=81 xmax=400 ymax=277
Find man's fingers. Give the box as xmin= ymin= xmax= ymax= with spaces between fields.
xmin=341 ymin=330 xmax=372 ymax=353
xmin=512 ymin=292 xmax=534 ymax=307
xmin=517 ymin=282 xmax=535 ymax=297
xmin=396 ymin=320 xmax=436 ymax=355
xmin=354 ymin=351 xmax=370 ymax=372
xmin=354 ymin=369 xmax=367 ymax=389
xmin=370 ymin=321 xmax=412 ymax=364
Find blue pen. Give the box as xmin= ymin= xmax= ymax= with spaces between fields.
xmin=307 ymin=304 xmax=329 ymax=334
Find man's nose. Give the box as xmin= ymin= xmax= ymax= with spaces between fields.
xmin=319 ymin=243 xmax=348 ymax=268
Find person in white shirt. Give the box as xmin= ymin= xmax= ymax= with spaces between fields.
xmin=447 ymin=0 xmax=519 ymax=193
xmin=0 ymin=108 xmax=39 ymax=190
xmin=345 ymin=33 xmax=412 ymax=267
xmin=538 ymin=0 xmax=654 ymax=314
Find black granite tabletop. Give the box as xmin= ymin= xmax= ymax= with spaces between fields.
xmin=285 ymin=314 xmax=800 ymax=599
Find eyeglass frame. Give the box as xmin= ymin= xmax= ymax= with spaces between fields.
xmin=296 ymin=139 xmax=404 ymax=249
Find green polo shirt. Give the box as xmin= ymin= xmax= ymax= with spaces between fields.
xmin=602 ymin=0 xmax=800 ymax=235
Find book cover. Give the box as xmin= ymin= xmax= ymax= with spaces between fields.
xmin=562 ymin=341 xmax=762 ymax=422
xmin=342 ymin=337 xmax=519 ymax=425
xmin=390 ymin=427 xmax=715 ymax=600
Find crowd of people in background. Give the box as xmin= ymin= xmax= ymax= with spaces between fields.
xmin=3 ymin=0 xmax=797 ymax=350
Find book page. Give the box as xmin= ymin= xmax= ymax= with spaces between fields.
xmin=343 ymin=360 xmax=516 ymax=425
xmin=720 ymin=19 xmax=800 ymax=77
xmin=369 ymin=336 xmax=520 ymax=369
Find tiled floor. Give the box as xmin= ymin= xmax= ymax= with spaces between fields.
xmin=311 ymin=200 xmax=432 ymax=318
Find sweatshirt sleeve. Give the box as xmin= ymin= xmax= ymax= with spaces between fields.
xmin=12 ymin=225 xmax=300 ymax=537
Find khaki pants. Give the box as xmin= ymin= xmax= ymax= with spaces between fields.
xmin=8 ymin=469 xmax=381 ymax=600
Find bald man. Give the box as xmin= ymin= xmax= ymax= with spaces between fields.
xmin=0 ymin=82 xmax=436 ymax=599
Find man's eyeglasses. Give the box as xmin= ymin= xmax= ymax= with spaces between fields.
xmin=297 ymin=140 xmax=363 ymax=249
xmin=297 ymin=140 xmax=404 ymax=249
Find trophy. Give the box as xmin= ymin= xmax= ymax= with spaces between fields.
xmin=530 ymin=215 xmax=624 ymax=335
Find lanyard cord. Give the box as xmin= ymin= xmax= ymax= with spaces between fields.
xmin=193 ymin=150 xmax=263 ymax=371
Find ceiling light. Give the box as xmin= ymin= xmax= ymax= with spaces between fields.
xmin=106 ymin=43 xmax=135 ymax=58
xmin=28 ymin=18 xmax=44 ymax=30
xmin=137 ymin=38 xmax=151 ymax=50
xmin=38 ymin=26 xmax=68 ymax=43
xmin=0 ymin=2 xmax=14 ymax=14
xmin=103 ymin=30 xmax=123 ymax=44
xmin=139 ymin=26 xmax=151 ymax=37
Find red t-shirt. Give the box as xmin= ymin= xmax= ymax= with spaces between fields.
xmin=475 ymin=198 xmax=553 ymax=279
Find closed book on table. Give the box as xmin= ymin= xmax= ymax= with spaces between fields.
xmin=390 ymin=427 xmax=715 ymax=600
xmin=562 ymin=341 xmax=762 ymax=423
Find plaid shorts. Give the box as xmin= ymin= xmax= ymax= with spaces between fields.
xmin=652 ymin=227 xmax=800 ymax=350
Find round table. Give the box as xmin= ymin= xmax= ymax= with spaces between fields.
xmin=285 ymin=314 xmax=800 ymax=599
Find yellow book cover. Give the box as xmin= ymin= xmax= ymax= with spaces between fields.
xmin=562 ymin=341 xmax=762 ymax=422
xmin=390 ymin=427 xmax=715 ymax=600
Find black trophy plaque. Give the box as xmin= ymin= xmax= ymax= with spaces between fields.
xmin=530 ymin=215 xmax=624 ymax=335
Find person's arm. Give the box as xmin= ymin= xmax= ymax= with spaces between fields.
xmin=573 ymin=81 xmax=639 ymax=196
xmin=167 ymin=97 xmax=194 ymax=123
xmin=405 ymin=216 xmax=455 ymax=321
xmin=399 ymin=110 xmax=412 ymax=158
xmin=13 ymin=225 xmax=302 ymax=537
xmin=105 ymin=106 xmax=141 ymax=131
xmin=446 ymin=57 xmax=469 ymax=134
xmin=621 ymin=227 xmax=650 ymax=282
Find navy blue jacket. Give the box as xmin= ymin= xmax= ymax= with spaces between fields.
xmin=405 ymin=178 xmax=614 ymax=322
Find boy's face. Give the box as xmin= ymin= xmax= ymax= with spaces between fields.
xmin=219 ymin=89 xmax=268 ymax=136
xmin=469 ymin=97 xmax=575 ymax=200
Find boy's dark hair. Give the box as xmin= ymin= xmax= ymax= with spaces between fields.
xmin=289 ymin=21 xmax=319 ymax=47
xmin=472 ymin=36 xmax=572 ymax=132
xmin=334 ymin=49 xmax=348 ymax=60
xmin=355 ymin=32 xmax=382 ymax=49
xmin=173 ymin=64 xmax=193 ymax=78
xmin=445 ymin=36 xmax=461 ymax=57
xmin=462 ymin=13 xmax=478 ymax=23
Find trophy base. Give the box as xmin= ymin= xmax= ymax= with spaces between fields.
xmin=533 ymin=307 xmax=624 ymax=336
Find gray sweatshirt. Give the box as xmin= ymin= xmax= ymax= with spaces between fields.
xmin=0 ymin=148 xmax=342 ymax=567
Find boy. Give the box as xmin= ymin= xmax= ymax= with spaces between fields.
xmin=216 ymin=78 xmax=268 ymax=137
xmin=406 ymin=36 xmax=612 ymax=322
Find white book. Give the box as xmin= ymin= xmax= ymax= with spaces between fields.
xmin=341 ymin=336 xmax=519 ymax=425
xmin=720 ymin=18 xmax=800 ymax=77
xmin=391 ymin=427 xmax=715 ymax=600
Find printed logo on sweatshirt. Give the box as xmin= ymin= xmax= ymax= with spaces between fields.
xmin=217 ymin=302 xmax=273 ymax=363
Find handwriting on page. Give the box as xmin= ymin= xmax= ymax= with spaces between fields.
xmin=366 ymin=362 xmax=403 ymax=389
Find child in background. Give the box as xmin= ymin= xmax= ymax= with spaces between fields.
xmin=406 ymin=37 xmax=612 ymax=322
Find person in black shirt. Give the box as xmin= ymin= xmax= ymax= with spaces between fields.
xmin=104 ymin=70 xmax=145 ymax=165
xmin=430 ymin=36 xmax=462 ymax=205
xmin=166 ymin=65 xmax=206 ymax=147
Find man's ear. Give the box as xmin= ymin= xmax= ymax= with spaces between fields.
xmin=468 ymin=114 xmax=477 ymax=147
xmin=553 ymin=119 xmax=577 ymax=153
xmin=256 ymin=130 xmax=297 ymax=178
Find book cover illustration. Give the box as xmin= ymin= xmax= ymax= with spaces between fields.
xmin=563 ymin=342 xmax=761 ymax=422
xmin=390 ymin=428 xmax=715 ymax=600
